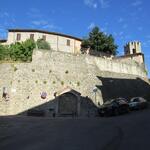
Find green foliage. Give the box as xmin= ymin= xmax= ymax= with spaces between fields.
xmin=0 ymin=39 xmax=35 ymax=62
xmin=43 ymin=80 xmax=47 ymax=84
xmin=77 ymin=81 xmax=80 ymax=86
xmin=144 ymin=69 xmax=148 ymax=75
xmin=61 ymin=81 xmax=64 ymax=85
xmin=32 ymin=69 xmax=35 ymax=72
xmin=65 ymin=70 xmax=69 ymax=74
xmin=14 ymin=66 xmax=18 ymax=72
xmin=0 ymin=44 xmax=10 ymax=60
xmin=10 ymin=39 xmax=36 ymax=62
xmin=81 ymin=26 xmax=118 ymax=55
xmin=36 ymin=39 xmax=51 ymax=50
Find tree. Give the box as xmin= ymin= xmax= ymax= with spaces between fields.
xmin=36 ymin=39 xmax=51 ymax=50
xmin=81 ymin=26 xmax=118 ymax=55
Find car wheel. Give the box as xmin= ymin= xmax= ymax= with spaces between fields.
xmin=114 ymin=109 xmax=119 ymax=116
xmin=125 ymin=106 xmax=130 ymax=113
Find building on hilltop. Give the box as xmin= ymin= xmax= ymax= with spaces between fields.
xmin=0 ymin=29 xmax=82 ymax=54
xmin=0 ymin=29 xmax=145 ymax=65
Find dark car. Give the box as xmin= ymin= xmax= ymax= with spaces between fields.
xmin=129 ymin=97 xmax=148 ymax=110
xmin=27 ymin=109 xmax=45 ymax=117
xmin=98 ymin=98 xmax=129 ymax=117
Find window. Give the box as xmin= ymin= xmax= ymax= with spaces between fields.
xmin=133 ymin=48 xmax=136 ymax=54
xmin=16 ymin=34 xmax=21 ymax=41
xmin=42 ymin=35 xmax=46 ymax=41
xmin=30 ymin=34 xmax=34 ymax=40
xmin=67 ymin=39 xmax=70 ymax=46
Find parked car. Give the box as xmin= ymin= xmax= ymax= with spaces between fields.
xmin=27 ymin=109 xmax=45 ymax=117
xmin=98 ymin=98 xmax=129 ymax=117
xmin=129 ymin=97 xmax=148 ymax=110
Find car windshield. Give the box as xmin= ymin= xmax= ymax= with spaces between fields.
xmin=104 ymin=100 xmax=114 ymax=105
xmin=133 ymin=98 xmax=139 ymax=102
xmin=117 ymin=100 xmax=127 ymax=104
xmin=131 ymin=98 xmax=140 ymax=102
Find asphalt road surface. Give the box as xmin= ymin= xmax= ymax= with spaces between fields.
xmin=0 ymin=109 xmax=150 ymax=150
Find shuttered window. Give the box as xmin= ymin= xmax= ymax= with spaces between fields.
xmin=67 ymin=39 xmax=70 ymax=46
xmin=16 ymin=34 xmax=21 ymax=41
xmin=42 ymin=35 xmax=46 ymax=41
xmin=30 ymin=34 xmax=34 ymax=40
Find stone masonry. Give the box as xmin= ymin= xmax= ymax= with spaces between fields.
xmin=0 ymin=49 xmax=149 ymax=116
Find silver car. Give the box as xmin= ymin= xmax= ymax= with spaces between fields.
xmin=129 ymin=97 xmax=148 ymax=110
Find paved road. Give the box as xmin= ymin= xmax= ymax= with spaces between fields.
xmin=0 ymin=109 xmax=150 ymax=150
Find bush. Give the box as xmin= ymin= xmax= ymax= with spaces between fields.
xmin=0 ymin=44 xmax=10 ymax=60
xmin=10 ymin=39 xmax=36 ymax=62
xmin=36 ymin=39 xmax=51 ymax=50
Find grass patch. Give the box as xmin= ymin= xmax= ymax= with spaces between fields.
xmin=43 ymin=81 xmax=47 ymax=84
xmin=14 ymin=66 xmax=18 ymax=72
xmin=32 ymin=69 xmax=35 ymax=72
xmin=61 ymin=81 xmax=64 ymax=85
xmin=77 ymin=81 xmax=80 ymax=86
xmin=65 ymin=70 xmax=69 ymax=74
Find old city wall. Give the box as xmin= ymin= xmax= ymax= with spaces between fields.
xmin=0 ymin=49 xmax=149 ymax=116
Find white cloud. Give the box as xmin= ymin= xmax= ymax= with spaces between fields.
xmin=122 ymin=24 xmax=128 ymax=29
xmin=119 ymin=31 xmax=124 ymax=36
xmin=43 ymin=24 xmax=62 ymax=31
xmin=28 ymin=8 xmax=61 ymax=31
xmin=84 ymin=0 xmax=110 ymax=9
xmin=99 ymin=0 xmax=110 ymax=8
xmin=88 ymin=22 xmax=95 ymax=30
xmin=131 ymin=0 xmax=142 ymax=7
xmin=31 ymin=20 xmax=61 ymax=31
xmin=32 ymin=20 xmax=48 ymax=26
xmin=137 ymin=26 xmax=143 ymax=31
xmin=84 ymin=0 xmax=98 ymax=8
xmin=101 ymin=27 xmax=107 ymax=32
xmin=118 ymin=18 xmax=124 ymax=23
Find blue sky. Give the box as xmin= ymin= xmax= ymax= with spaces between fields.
xmin=0 ymin=0 xmax=150 ymax=77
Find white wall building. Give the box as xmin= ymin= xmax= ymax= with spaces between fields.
xmin=0 ymin=29 xmax=82 ymax=54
